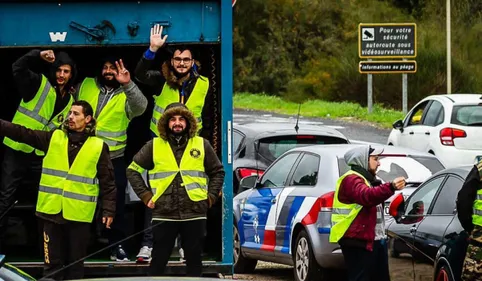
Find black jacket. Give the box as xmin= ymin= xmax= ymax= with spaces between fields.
xmin=457 ymin=164 xmax=482 ymax=233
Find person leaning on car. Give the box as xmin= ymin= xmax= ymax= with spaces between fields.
xmin=456 ymin=158 xmax=482 ymax=281
xmin=329 ymin=145 xmax=406 ymax=281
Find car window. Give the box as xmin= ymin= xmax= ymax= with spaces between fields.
xmin=233 ymin=130 xmax=244 ymax=153
xmin=431 ymin=176 xmax=464 ymax=215
xmin=423 ymin=101 xmax=444 ymax=126
xmin=259 ymin=152 xmax=300 ymax=188
xmin=290 ymin=153 xmax=320 ymax=187
xmin=451 ymin=105 xmax=482 ymax=126
xmin=258 ymin=135 xmax=347 ymax=162
xmin=406 ymin=101 xmax=430 ymax=127
xmin=405 ymin=176 xmax=445 ymax=216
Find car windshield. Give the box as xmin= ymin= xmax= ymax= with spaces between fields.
xmin=258 ymin=135 xmax=348 ymax=162
xmin=451 ymin=104 xmax=482 ymax=126
xmin=337 ymin=155 xmax=445 ymax=183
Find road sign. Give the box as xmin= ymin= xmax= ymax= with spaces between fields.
xmin=359 ymin=60 xmax=417 ymax=74
xmin=359 ymin=23 xmax=416 ymax=59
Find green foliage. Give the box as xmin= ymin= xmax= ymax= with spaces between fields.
xmin=234 ymin=0 xmax=482 ymax=110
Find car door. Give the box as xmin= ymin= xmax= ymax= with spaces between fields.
xmin=399 ymin=100 xmax=431 ymax=150
xmin=274 ymin=152 xmax=320 ymax=257
xmin=418 ymin=100 xmax=445 ymax=152
xmin=413 ymin=175 xmax=464 ymax=261
xmin=240 ymin=152 xmax=301 ymax=255
xmin=393 ymin=175 xmax=446 ymax=258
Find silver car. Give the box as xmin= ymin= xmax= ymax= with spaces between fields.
xmin=233 ymin=144 xmax=444 ymax=281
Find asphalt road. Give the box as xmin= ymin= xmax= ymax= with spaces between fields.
xmin=234 ymin=108 xmax=391 ymax=144
xmin=230 ymin=110 xmax=434 ymax=281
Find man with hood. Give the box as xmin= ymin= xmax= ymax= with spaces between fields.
xmin=76 ymin=56 xmax=147 ymax=261
xmin=329 ymin=145 xmax=406 ymax=281
xmin=0 ymin=49 xmax=76 ymax=248
xmin=457 ymin=158 xmax=482 ymax=281
xmin=126 ymin=102 xmax=224 ymax=276
xmin=0 ymin=100 xmax=116 ymax=280
xmin=134 ymin=24 xmax=214 ymax=262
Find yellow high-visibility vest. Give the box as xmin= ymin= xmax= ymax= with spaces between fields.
xmin=78 ymin=77 xmax=129 ymax=152
xmin=150 ymin=76 xmax=209 ymax=136
xmin=36 ymin=129 xmax=103 ymax=223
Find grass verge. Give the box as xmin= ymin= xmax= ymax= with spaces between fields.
xmin=233 ymin=93 xmax=405 ymax=129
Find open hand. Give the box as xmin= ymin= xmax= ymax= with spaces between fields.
xmin=150 ymin=24 xmax=168 ymax=52
xmin=114 ymin=59 xmax=130 ymax=85
xmin=40 ymin=50 xmax=55 ymax=63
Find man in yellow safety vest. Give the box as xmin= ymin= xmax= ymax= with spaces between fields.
xmin=134 ymin=23 xmax=215 ymax=262
xmin=0 ymin=49 xmax=76 ymax=250
xmin=0 ymin=100 xmax=116 ymax=280
xmin=76 ymin=56 xmax=147 ymax=262
xmin=126 ymin=102 xmax=224 ymax=276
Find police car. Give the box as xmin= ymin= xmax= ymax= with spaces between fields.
xmin=233 ymin=144 xmax=444 ymax=281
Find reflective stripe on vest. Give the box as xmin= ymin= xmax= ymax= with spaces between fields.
xmin=329 ymin=170 xmax=371 ymax=243
xmin=4 ymin=75 xmax=72 ymax=154
xmin=148 ymin=136 xmax=208 ymax=202
xmin=36 ymin=130 xmax=104 ymax=223
xmin=78 ymin=77 xmax=129 ymax=152
xmin=472 ymin=161 xmax=482 ymax=226
xmin=150 ymin=76 xmax=209 ymax=136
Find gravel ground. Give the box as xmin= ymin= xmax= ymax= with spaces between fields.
xmin=220 ymin=256 xmax=434 ymax=281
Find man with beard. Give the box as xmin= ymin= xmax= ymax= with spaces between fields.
xmin=0 ymin=49 xmax=76 ymax=249
xmin=76 ymin=57 xmax=147 ymax=261
xmin=126 ymin=102 xmax=224 ymax=276
xmin=0 ymin=100 xmax=116 ymax=280
xmin=330 ymin=146 xmax=406 ymax=281
xmin=134 ymin=24 xmax=214 ymax=263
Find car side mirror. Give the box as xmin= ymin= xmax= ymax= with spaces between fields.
xmin=239 ymin=175 xmax=258 ymax=191
xmin=389 ymin=193 xmax=406 ymax=223
xmin=392 ymin=120 xmax=404 ymax=132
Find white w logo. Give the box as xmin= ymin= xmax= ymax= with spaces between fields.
xmin=49 ymin=32 xmax=67 ymax=42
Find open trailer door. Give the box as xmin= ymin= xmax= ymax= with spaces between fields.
xmin=0 ymin=0 xmax=234 ymax=277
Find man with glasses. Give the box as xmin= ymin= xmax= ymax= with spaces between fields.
xmin=134 ymin=24 xmax=214 ymax=263
xmin=135 ymin=24 xmax=213 ymax=140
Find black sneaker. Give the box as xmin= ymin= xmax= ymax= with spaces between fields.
xmin=110 ymin=245 xmax=130 ymax=262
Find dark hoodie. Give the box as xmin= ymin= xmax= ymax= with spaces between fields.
xmin=127 ymin=103 xmax=225 ymax=220
xmin=457 ymin=161 xmax=482 ymax=233
xmin=12 ymin=49 xmax=76 ymax=119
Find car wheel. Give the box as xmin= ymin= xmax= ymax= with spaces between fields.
xmin=233 ymin=224 xmax=257 ymax=273
xmin=389 ymin=238 xmax=400 ymax=258
xmin=435 ymin=265 xmax=454 ymax=281
xmin=293 ymin=229 xmax=324 ymax=281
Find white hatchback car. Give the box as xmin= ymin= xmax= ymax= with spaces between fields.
xmin=387 ymin=94 xmax=482 ymax=168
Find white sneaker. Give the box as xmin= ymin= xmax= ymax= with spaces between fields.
xmin=179 ymin=247 xmax=185 ymax=262
xmin=136 ymin=246 xmax=152 ymax=263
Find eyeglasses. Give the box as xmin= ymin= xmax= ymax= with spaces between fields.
xmin=172 ymin=57 xmax=193 ymax=64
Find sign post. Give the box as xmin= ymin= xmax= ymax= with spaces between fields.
xmin=358 ymin=23 xmax=417 ymax=113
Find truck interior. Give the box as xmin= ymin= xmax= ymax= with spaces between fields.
xmin=0 ymin=0 xmax=233 ymax=278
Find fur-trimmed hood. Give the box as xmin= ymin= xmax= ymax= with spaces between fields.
xmin=161 ymin=60 xmax=202 ymax=89
xmin=157 ymin=103 xmax=198 ymax=140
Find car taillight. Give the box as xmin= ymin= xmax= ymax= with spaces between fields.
xmin=296 ymin=135 xmax=316 ymax=139
xmin=237 ymin=168 xmax=264 ymax=179
xmin=302 ymin=191 xmax=335 ymax=225
xmin=440 ymin=127 xmax=466 ymax=146
xmin=319 ymin=191 xmax=334 ymax=211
